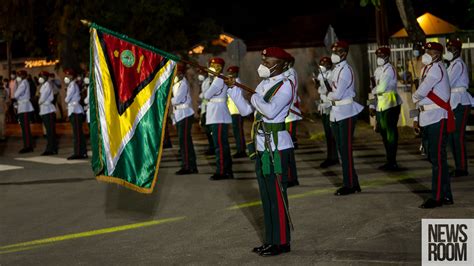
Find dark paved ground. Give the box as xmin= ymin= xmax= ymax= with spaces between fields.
xmin=0 ymin=119 xmax=473 ymax=265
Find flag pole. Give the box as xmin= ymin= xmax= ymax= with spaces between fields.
xmin=81 ymin=20 xmax=308 ymax=120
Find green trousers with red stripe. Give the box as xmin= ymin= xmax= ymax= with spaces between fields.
xmin=448 ymin=104 xmax=471 ymax=172
xmin=69 ymin=113 xmax=87 ymax=156
xmin=256 ymin=148 xmax=291 ymax=245
xmin=210 ymin=123 xmax=232 ymax=175
xmin=423 ymin=119 xmax=452 ymax=201
xmin=231 ymin=114 xmax=246 ymax=154
xmin=41 ymin=112 xmax=57 ymax=153
xmin=322 ymin=113 xmax=338 ymax=161
xmin=201 ymin=113 xmax=214 ymax=152
xmin=18 ymin=112 xmax=34 ymax=149
xmin=376 ymin=105 xmax=400 ymax=165
xmin=330 ymin=115 xmax=359 ymax=188
xmin=177 ymin=116 xmax=197 ymax=171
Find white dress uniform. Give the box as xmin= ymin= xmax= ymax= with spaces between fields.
xmin=65 ymin=80 xmax=84 ymax=116
xmin=447 ymin=57 xmax=471 ymax=109
xmin=327 ymin=61 xmax=364 ymax=121
xmin=317 ymin=70 xmax=333 ymax=115
xmin=204 ymin=76 xmax=231 ymax=124
xmin=412 ymin=62 xmax=450 ymax=127
xmin=229 ymin=73 xmax=294 ymax=152
xmin=284 ymin=68 xmax=302 ymax=123
xmin=171 ymin=77 xmax=194 ymax=122
xmin=14 ymin=79 xmax=34 ymax=114
xmin=371 ymin=62 xmax=402 ymax=111
xmin=38 ymin=81 xmax=56 ymax=115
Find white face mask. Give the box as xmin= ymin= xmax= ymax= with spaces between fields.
xmin=421 ymin=54 xmax=433 ymax=65
xmin=64 ymin=77 xmax=71 ymax=84
xmin=331 ymin=54 xmax=341 ymax=64
xmin=16 ymin=77 xmax=22 ymax=82
xmin=84 ymin=77 xmax=90 ymax=85
xmin=10 ymin=74 xmax=15 ymax=79
xmin=413 ymin=50 xmax=420 ymax=57
xmin=257 ymin=64 xmax=278 ymax=78
xmin=198 ymin=74 xmax=205 ymax=81
xmin=443 ymin=51 xmax=454 ymax=61
xmin=319 ymin=66 xmax=327 ymax=73
xmin=38 ymin=77 xmax=45 ymax=84
xmin=174 ymin=76 xmax=180 ymax=83
xmin=376 ymin=57 xmax=386 ymax=66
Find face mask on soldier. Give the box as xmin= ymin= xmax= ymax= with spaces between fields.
xmin=16 ymin=76 xmax=22 ymax=82
xmin=198 ymin=74 xmax=205 ymax=81
xmin=64 ymin=77 xmax=71 ymax=84
xmin=257 ymin=64 xmax=278 ymax=78
xmin=376 ymin=57 xmax=386 ymax=66
xmin=443 ymin=51 xmax=454 ymax=61
xmin=319 ymin=65 xmax=327 ymax=73
xmin=421 ymin=53 xmax=433 ymax=65
xmin=331 ymin=53 xmax=341 ymax=64
xmin=84 ymin=77 xmax=90 ymax=85
xmin=38 ymin=77 xmax=45 ymax=84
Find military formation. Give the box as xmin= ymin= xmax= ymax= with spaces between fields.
xmin=1 ymin=39 xmax=473 ymax=256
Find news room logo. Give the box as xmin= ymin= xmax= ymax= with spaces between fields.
xmin=422 ymin=219 xmax=474 ymax=265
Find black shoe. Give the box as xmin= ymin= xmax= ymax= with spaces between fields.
xmin=19 ymin=147 xmax=34 ymax=154
xmin=334 ymin=186 xmax=361 ymax=196
xmin=383 ymin=163 xmax=399 ymax=171
xmin=450 ymin=170 xmax=468 ymax=177
xmin=259 ymin=245 xmax=284 ymax=256
xmin=320 ymin=159 xmax=338 ymax=168
xmin=204 ymin=149 xmax=215 ymax=156
xmin=252 ymin=244 xmax=270 ymax=253
xmin=443 ymin=197 xmax=454 ymax=205
xmin=209 ymin=173 xmax=233 ymax=180
xmin=419 ymin=198 xmax=442 ymax=209
xmin=279 ymin=243 xmax=291 ymax=253
xmin=162 ymin=142 xmax=172 ymax=149
xmin=67 ymin=154 xmax=88 ymax=160
xmin=175 ymin=168 xmax=198 ymax=175
xmin=41 ymin=151 xmax=55 ymax=156
xmin=233 ymin=151 xmax=247 ymax=159
xmin=287 ymin=180 xmax=300 ymax=188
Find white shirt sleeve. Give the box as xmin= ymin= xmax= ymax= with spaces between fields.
xmin=412 ymin=65 xmax=441 ymax=103
xmin=171 ymin=80 xmax=188 ymax=105
xmin=327 ymin=67 xmax=352 ymax=101
xmin=227 ymin=87 xmax=253 ymax=116
xmin=14 ymin=80 xmax=26 ymax=99
xmin=203 ymin=78 xmax=225 ymax=99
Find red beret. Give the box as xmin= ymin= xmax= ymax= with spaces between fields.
xmin=447 ymin=39 xmax=462 ymax=49
xmin=209 ymin=57 xmax=225 ymax=66
xmin=425 ymin=42 xmax=444 ymax=52
xmin=376 ymin=47 xmax=391 ymax=57
xmin=63 ymin=68 xmax=75 ymax=77
xmin=17 ymin=70 xmax=27 ymax=76
xmin=262 ymin=47 xmax=292 ymax=60
xmin=227 ymin=66 xmax=239 ymax=73
xmin=176 ymin=63 xmax=186 ymax=73
xmin=319 ymin=56 xmax=332 ymax=65
xmin=39 ymin=71 xmax=50 ymax=77
xmin=331 ymin=41 xmax=349 ymax=50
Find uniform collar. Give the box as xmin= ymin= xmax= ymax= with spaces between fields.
xmin=335 ymin=60 xmax=348 ymax=68
xmin=267 ymin=73 xmax=285 ymax=83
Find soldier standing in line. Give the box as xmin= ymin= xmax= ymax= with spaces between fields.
xmin=14 ymin=70 xmax=35 ymax=153
xmin=328 ymin=41 xmax=364 ymax=196
xmin=204 ymin=58 xmax=233 ymax=180
xmin=369 ymin=47 xmax=402 ymax=171
xmin=38 ymin=71 xmax=58 ymax=155
xmin=64 ymin=69 xmax=87 ymax=160
xmin=444 ymin=39 xmax=471 ymax=177
xmin=227 ymin=47 xmax=295 ymax=256
xmin=172 ymin=64 xmax=198 ymax=175
xmin=413 ymin=42 xmax=454 ymax=208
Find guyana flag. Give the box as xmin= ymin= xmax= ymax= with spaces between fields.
xmin=89 ymin=25 xmax=179 ymax=193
